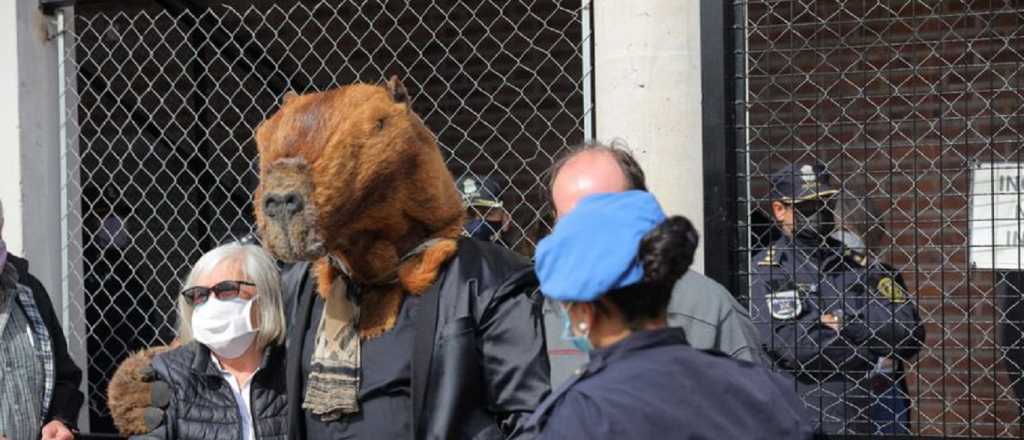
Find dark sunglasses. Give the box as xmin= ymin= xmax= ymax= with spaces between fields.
xmin=181 ymin=280 xmax=255 ymax=306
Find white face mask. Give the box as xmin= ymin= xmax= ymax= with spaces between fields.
xmin=192 ymin=296 xmax=257 ymax=359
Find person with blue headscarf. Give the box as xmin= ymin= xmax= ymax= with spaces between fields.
xmin=528 ymin=191 xmax=813 ymax=439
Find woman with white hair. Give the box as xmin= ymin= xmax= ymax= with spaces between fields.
xmin=134 ymin=242 xmax=287 ymax=440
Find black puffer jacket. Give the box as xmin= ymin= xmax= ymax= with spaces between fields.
xmin=133 ymin=341 xmax=288 ymax=440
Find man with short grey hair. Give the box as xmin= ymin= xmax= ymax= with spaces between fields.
xmin=0 ymin=199 xmax=84 ymax=440
xmin=544 ymin=142 xmax=765 ymax=378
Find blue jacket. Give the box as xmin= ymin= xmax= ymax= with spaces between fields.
xmin=530 ymin=328 xmax=813 ymax=440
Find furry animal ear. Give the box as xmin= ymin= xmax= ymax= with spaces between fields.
xmin=282 ymin=91 xmax=299 ymax=105
xmin=386 ymin=75 xmax=410 ymax=104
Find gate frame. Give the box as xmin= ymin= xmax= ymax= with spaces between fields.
xmin=699 ymin=0 xmax=742 ymax=297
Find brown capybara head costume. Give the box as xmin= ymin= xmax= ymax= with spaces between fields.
xmin=254 ymin=76 xmax=464 ymax=337
xmin=106 ymin=77 xmax=466 ymax=436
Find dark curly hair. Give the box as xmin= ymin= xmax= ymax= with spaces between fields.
xmin=602 ymin=216 xmax=700 ymax=328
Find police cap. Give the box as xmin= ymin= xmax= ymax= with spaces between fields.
xmin=769 ymin=162 xmax=838 ymax=203
xmin=456 ymin=174 xmax=506 ymax=209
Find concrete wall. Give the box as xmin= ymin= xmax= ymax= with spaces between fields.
xmin=592 ymin=0 xmax=705 ymax=272
xmin=1 ymin=3 xmax=62 ymax=298
xmin=0 ymin=3 xmax=24 ymax=251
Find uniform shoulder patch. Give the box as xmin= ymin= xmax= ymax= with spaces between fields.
xmin=876 ymin=277 xmax=907 ymax=303
xmin=767 ymin=289 xmax=803 ymax=320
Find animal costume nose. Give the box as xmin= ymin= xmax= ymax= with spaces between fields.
xmin=264 ymin=192 xmax=304 ymax=220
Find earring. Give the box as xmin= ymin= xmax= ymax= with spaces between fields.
xmin=577 ymin=322 xmax=588 ymax=332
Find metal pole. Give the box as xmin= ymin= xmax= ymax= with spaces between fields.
xmin=54 ymin=7 xmax=90 ymax=431
xmin=581 ymin=0 xmax=594 ymax=142
xmin=739 ymin=1 xmax=753 ymax=299
xmin=55 ymin=7 xmax=70 ymax=334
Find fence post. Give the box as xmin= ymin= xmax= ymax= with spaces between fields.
xmin=591 ymin=0 xmax=706 ymax=272
xmin=698 ymin=0 xmax=739 ymax=294
xmin=55 ymin=5 xmax=89 ymax=432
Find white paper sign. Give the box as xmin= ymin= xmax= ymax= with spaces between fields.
xmin=970 ymin=162 xmax=1024 ymax=270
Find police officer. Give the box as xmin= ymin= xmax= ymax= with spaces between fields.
xmin=750 ymin=162 xmax=925 ymax=434
xmin=529 ymin=191 xmax=813 ymax=439
xmin=455 ymin=174 xmax=512 ymax=244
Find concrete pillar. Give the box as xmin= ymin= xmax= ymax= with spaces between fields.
xmin=0 ymin=4 xmax=24 ymax=249
xmin=1 ymin=2 xmax=61 ymax=298
xmin=592 ymin=0 xmax=704 ymax=272
xmin=0 ymin=3 xmax=87 ymax=430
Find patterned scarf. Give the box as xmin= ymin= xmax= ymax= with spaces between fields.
xmin=302 ymin=239 xmax=443 ymax=420
xmin=302 ymin=276 xmax=361 ymax=421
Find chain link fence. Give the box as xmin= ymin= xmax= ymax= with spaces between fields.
xmin=735 ymin=0 xmax=1023 ymax=437
xmin=57 ymin=0 xmax=590 ymax=431
xmin=57 ymin=0 xmax=1024 ymax=436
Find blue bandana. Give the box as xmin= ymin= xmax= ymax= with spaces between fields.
xmin=535 ymin=191 xmax=666 ymax=302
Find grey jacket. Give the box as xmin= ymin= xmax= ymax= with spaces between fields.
xmin=667 ymin=271 xmax=765 ymax=364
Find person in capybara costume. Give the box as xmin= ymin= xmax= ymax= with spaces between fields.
xmin=106 ymin=77 xmax=551 ymax=439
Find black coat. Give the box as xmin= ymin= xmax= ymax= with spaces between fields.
xmin=283 ymin=238 xmax=551 ymax=440
xmin=9 ymin=254 xmax=84 ymax=428
xmin=531 ymin=328 xmax=814 ymax=440
xmin=135 ymin=342 xmax=288 ymax=440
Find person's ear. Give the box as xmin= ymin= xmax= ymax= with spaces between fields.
xmin=566 ymin=301 xmax=595 ymax=332
xmin=250 ymin=301 xmax=261 ymax=329
xmin=771 ymin=201 xmax=788 ymax=222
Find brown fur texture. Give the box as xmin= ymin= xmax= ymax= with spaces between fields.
xmin=106 ymin=78 xmax=465 ymax=435
xmin=254 ymin=77 xmax=464 ymax=337
xmin=107 ymin=346 xmax=173 ymax=435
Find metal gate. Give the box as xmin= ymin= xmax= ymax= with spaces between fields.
xmin=54 ymin=0 xmax=1024 ymax=437
xmin=55 ymin=0 xmax=591 ymax=431
xmin=732 ymin=1 xmax=1024 ymax=437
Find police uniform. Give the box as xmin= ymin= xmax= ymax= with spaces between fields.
xmin=749 ymin=163 xmax=925 ymax=434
